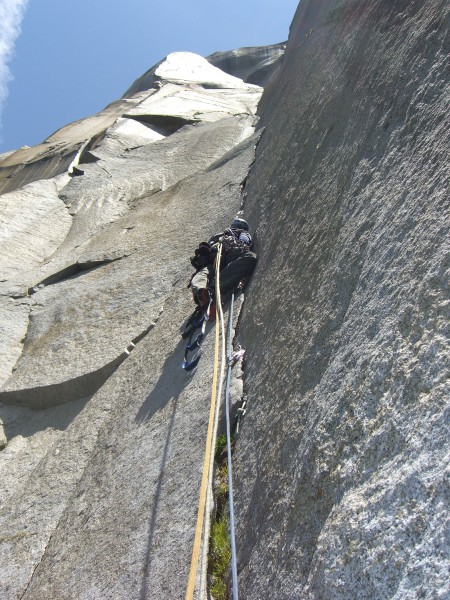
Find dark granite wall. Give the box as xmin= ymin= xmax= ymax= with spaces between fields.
xmin=235 ymin=1 xmax=449 ymax=597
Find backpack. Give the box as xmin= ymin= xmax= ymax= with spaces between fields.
xmin=190 ymin=241 xmax=213 ymax=269
xmin=190 ymin=228 xmax=252 ymax=270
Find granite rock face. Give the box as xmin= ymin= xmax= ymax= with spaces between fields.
xmin=0 ymin=97 xmax=143 ymax=196
xmin=1 ymin=2 xmax=449 ymax=599
xmin=0 ymin=52 xmax=262 ymax=410
xmin=234 ymin=1 xmax=450 ymax=598
xmin=0 ymin=51 xmax=262 ymax=598
xmin=207 ymin=43 xmax=286 ymax=87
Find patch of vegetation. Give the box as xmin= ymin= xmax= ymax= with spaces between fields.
xmin=216 ymin=464 xmax=229 ymax=507
xmin=208 ymin=434 xmax=233 ymax=599
xmin=209 ymin=514 xmax=231 ymax=599
xmin=215 ymin=434 xmax=227 ymax=461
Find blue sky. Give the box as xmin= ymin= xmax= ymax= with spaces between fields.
xmin=0 ymin=0 xmax=299 ymax=153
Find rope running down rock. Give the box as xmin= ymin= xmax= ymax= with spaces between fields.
xmin=185 ymin=244 xmax=224 ymax=600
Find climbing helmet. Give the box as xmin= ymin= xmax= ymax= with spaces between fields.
xmin=230 ymin=217 xmax=249 ymax=231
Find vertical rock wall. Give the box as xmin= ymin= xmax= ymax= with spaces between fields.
xmin=234 ymin=0 xmax=449 ymax=598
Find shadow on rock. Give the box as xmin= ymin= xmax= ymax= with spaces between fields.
xmin=134 ymin=335 xmax=196 ymax=424
xmin=139 ymin=391 xmax=180 ymax=600
xmin=0 ymin=396 xmax=89 ymax=443
xmin=135 ymin=325 xmax=213 ymax=597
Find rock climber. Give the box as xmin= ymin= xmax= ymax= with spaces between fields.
xmin=189 ymin=216 xmax=257 ymax=314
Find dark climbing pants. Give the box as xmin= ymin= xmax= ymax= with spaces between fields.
xmin=218 ymin=251 xmax=257 ymax=293
xmin=191 ymin=251 xmax=257 ymax=302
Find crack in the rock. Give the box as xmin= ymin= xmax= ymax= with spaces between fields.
xmin=27 ymin=256 xmax=127 ymax=295
xmin=97 ymin=162 xmax=113 ymax=178
xmin=125 ymin=113 xmax=196 ymax=134
xmin=239 ymin=127 xmax=264 ymax=200
xmin=19 ymin=535 xmax=51 ymax=600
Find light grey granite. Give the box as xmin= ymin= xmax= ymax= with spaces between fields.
xmin=0 ymin=47 xmax=263 ymax=599
xmin=0 ymin=131 xmax=260 ymax=409
xmin=0 ymin=50 xmax=261 ymax=409
xmin=0 ymin=96 xmax=147 ymax=195
xmin=0 ymin=129 xmax=260 ymax=600
xmin=0 ymin=177 xmax=72 ymax=282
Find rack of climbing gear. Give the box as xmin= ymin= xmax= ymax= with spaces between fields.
xmin=181 ymin=307 xmax=208 ymax=371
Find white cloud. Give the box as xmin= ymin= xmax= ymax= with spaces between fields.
xmin=0 ymin=0 xmax=30 ymax=131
